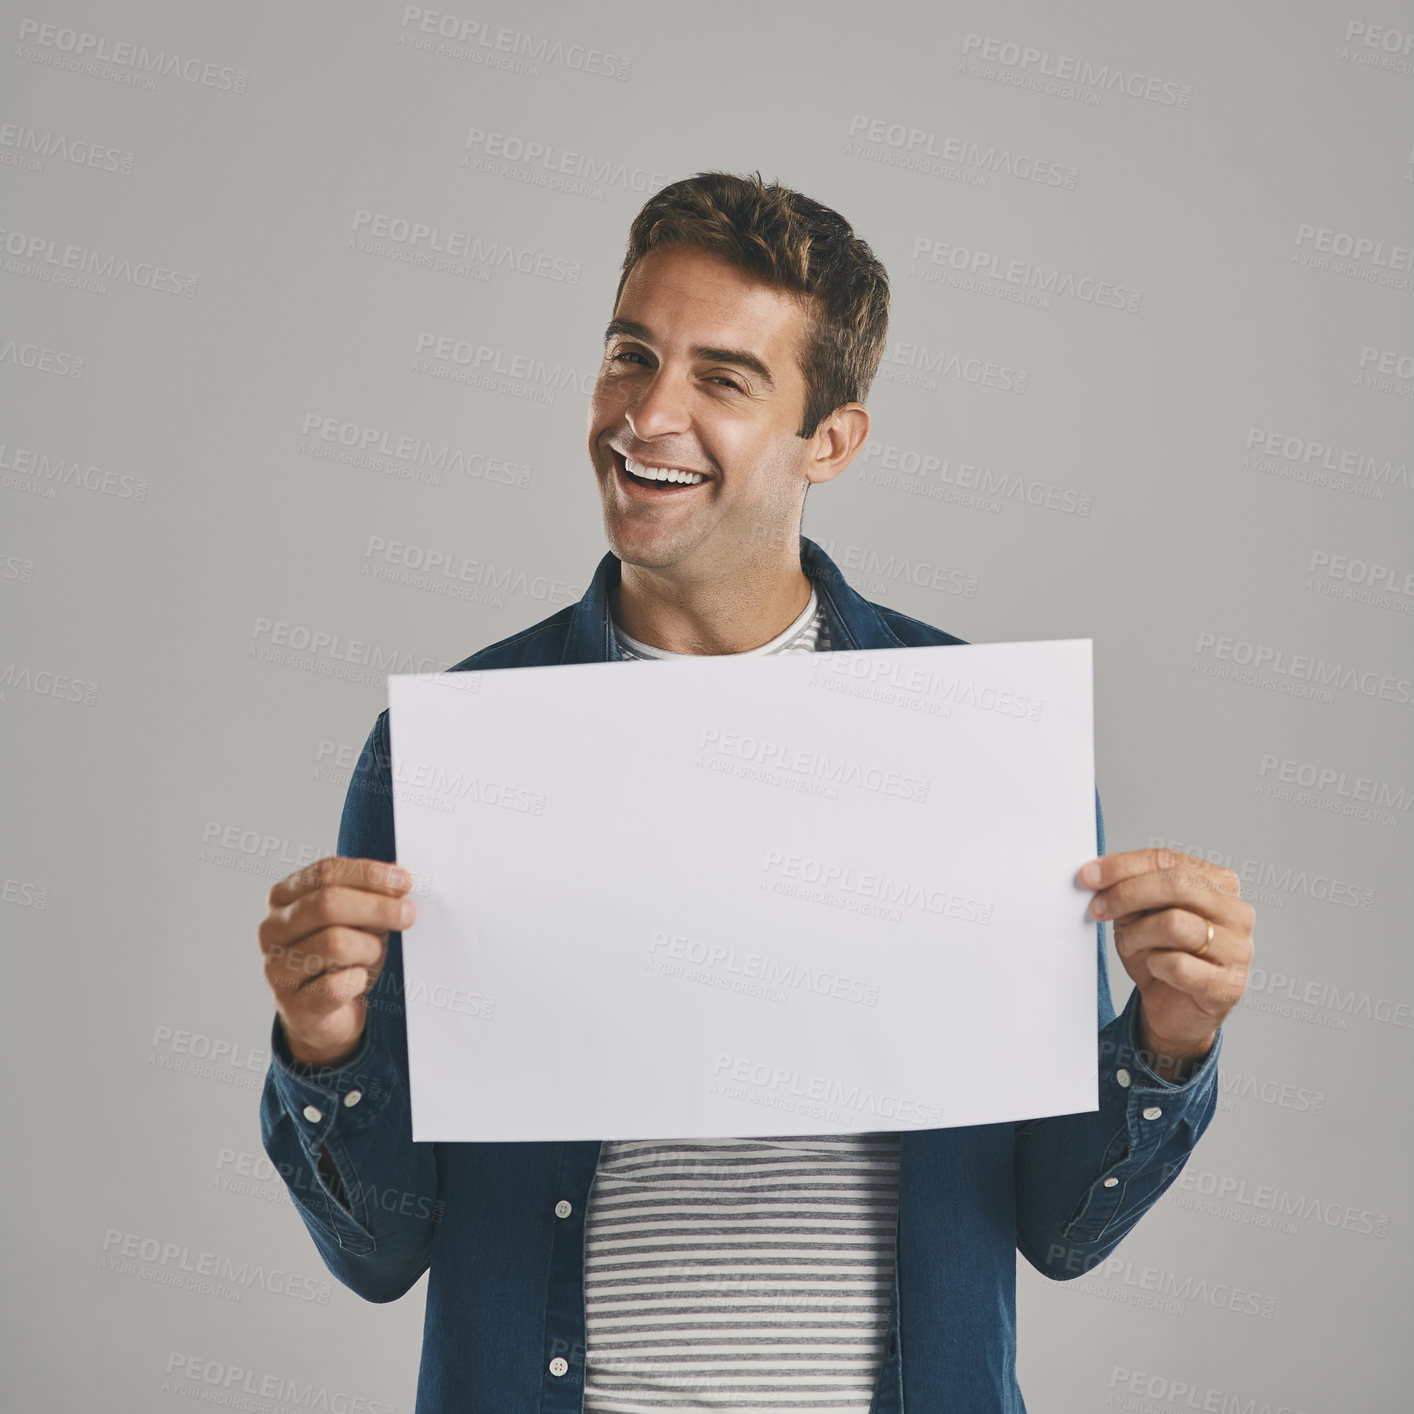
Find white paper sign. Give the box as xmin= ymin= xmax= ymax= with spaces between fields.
xmin=387 ymin=639 xmax=1096 ymax=1142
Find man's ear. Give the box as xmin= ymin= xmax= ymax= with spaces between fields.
xmin=806 ymin=403 xmax=871 ymax=487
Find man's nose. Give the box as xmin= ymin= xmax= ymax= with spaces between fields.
xmin=626 ymin=367 xmax=692 ymax=440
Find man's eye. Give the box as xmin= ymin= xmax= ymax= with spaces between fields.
xmin=609 ymin=350 xmax=647 ymax=366
xmin=709 ymin=376 xmax=744 ymax=392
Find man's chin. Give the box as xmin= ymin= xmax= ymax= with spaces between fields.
xmin=603 ymin=518 xmax=705 ymax=573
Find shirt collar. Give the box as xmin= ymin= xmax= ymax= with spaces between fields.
xmin=559 ymin=536 xmax=907 ymax=665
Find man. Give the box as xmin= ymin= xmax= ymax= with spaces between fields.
xmin=258 ymin=172 xmax=1255 ymax=1414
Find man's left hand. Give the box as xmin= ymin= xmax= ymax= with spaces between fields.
xmin=1078 ymin=848 xmax=1255 ymax=1081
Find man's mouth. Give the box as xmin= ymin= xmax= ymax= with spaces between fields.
xmin=613 ymin=449 xmax=712 ymax=495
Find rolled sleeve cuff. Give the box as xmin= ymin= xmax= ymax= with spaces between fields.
xmin=267 ymin=1016 xmax=398 ymax=1151
xmin=1064 ymin=989 xmax=1222 ymax=1247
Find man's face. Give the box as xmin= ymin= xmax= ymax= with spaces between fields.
xmin=586 ymin=244 xmax=823 ymax=577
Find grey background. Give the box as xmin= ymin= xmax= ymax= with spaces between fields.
xmin=3 ymin=2 xmax=1411 ymax=1410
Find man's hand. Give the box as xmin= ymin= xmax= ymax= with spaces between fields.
xmin=1078 ymin=847 xmax=1255 ymax=1081
xmin=259 ymin=856 xmax=417 ymax=1068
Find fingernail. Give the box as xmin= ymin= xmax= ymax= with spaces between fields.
xmin=1089 ymin=896 xmax=1107 ymax=919
xmin=1079 ymin=862 xmax=1100 ymax=887
xmin=400 ymin=899 xmax=416 ymax=926
xmin=389 ymin=867 xmax=412 ymax=889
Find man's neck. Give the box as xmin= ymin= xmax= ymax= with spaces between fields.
xmin=610 ymin=550 xmax=813 ymax=656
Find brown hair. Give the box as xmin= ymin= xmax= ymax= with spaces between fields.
xmin=614 ymin=170 xmax=889 ymax=438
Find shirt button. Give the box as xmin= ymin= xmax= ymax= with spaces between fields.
xmin=343 ymin=1090 xmax=363 ymax=1108
xmin=1115 ymin=1068 xmax=1131 ymax=1088
xmin=302 ymin=1105 xmax=323 ymax=1123
xmin=1103 ymin=1177 xmax=1119 ymax=1188
xmin=1142 ymin=1106 xmax=1163 ymax=1121
xmin=548 ymin=1357 xmax=569 ymax=1377
xmin=554 ymin=1200 xmax=573 ymax=1219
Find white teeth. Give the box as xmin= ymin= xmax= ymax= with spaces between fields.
xmin=625 ymin=455 xmax=705 ymax=486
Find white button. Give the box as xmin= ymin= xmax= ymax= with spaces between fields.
xmin=343 ymin=1090 xmax=363 ymax=1108
xmin=302 ymin=1105 xmax=323 ymax=1123
xmin=1115 ymin=1068 xmax=1131 ymax=1088
xmin=548 ymin=1357 xmax=568 ymax=1377
xmin=554 ymin=1200 xmax=572 ymax=1219
xmin=1142 ymin=1106 xmax=1163 ymax=1121
xmin=1103 ymin=1177 xmax=1119 ymax=1188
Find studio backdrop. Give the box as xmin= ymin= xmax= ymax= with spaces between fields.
xmin=3 ymin=2 xmax=1410 ymax=1410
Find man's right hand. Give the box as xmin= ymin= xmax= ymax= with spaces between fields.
xmin=259 ymin=857 xmax=416 ymax=1068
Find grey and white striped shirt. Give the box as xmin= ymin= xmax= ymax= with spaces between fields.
xmin=586 ymin=587 xmax=900 ymax=1413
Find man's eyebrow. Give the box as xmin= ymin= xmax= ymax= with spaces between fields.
xmin=603 ymin=317 xmax=776 ymax=391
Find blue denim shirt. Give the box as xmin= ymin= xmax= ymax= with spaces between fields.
xmin=260 ymin=535 xmax=1220 ymax=1414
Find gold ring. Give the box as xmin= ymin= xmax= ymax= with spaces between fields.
xmin=1195 ymin=921 xmax=1214 ymax=958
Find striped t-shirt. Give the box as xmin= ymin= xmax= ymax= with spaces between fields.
xmin=585 ymin=586 xmax=901 ymax=1413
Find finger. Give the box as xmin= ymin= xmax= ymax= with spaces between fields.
xmin=264 ymin=938 xmax=387 ymax=1018
xmin=1091 ymin=866 xmax=1252 ymax=928
xmin=265 ymin=923 xmax=387 ymax=989
xmin=268 ymin=856 xmax=411 ymax=910
xmin=279 ymin=965 xmax=378 ymax=1024
xmin=1078 ymin=848 xmax=1240 ymax=898
xmin=1113 ymin=909 xmax=1223 ymax=965
xmin=1143 ymin=947 xmax=1247 ymax=1015
xmin=261 ymin=881 xmax=413 ymax=956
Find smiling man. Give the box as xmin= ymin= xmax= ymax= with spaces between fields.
xmin=590 ymin=238 xmax=868 ymax=656
xmin=258 ymin=171 xmax=1254 ymax=1414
